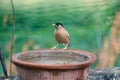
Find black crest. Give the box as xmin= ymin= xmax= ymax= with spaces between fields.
xmin=55 ymin=23 xmax=64 ymax=27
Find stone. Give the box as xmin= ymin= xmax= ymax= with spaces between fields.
xmin=88 ymin=67 xmax=120 ymax=80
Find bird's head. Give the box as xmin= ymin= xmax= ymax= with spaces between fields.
xmin=52 ymin=23 xmax=64 ymax=29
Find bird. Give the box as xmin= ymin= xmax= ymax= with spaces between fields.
xmin=51 ymin=22 xmax=71 ymax=49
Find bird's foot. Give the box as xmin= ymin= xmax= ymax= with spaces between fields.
xmin=4 ymin=78 xmax=11 ymax=80
xmin=51 ymin=47 xmax=56 ymax=49
xmin=63 ymin=44 xmax=69 ymax=50
xmin=51 ymin=44 xmax=59 ymax=49
xmin=63 ymin=47 xmax=67 ymax=50
xmin=51 ymin=46 xmax=57 ymax=49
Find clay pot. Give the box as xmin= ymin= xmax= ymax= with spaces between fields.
xmin=12 ymin=49 xmax=96 ymax=80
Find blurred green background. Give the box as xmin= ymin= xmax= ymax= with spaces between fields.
xmin=0 ymin=0 xmax=119 ymax=76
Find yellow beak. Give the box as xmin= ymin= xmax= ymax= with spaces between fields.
xmin=52 ymin=23 xmax=56 ymax=27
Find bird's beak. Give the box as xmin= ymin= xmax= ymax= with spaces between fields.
xmin=52 ymin=24 xmax=56 ymax=27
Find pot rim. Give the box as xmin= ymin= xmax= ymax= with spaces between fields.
xmin=11 ymin=49 xmax=96 ymax=70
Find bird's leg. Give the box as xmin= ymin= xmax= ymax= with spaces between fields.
xmin=63 ymin=44 xmax=68 ymax=49
xmin=51 ymin=44 xmax=59 ymax=49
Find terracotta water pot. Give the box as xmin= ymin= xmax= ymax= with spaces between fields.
xmin=12 ymin=49 xmax=96 ymax=80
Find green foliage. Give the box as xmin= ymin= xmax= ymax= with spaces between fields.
xmin=0 ymin=0 xmax=118 ymax=76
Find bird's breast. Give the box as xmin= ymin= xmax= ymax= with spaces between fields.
xmin=54 ymin=29 xmax=69 ymax=44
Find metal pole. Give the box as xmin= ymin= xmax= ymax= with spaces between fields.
xmin=0 ymin=48 xmax=8 ymax=78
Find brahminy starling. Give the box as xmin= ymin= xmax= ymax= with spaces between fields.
xmin=52 ymin=23 xmax=71 ymax=49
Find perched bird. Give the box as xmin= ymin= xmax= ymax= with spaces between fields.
xmin=52 ymin=22 xmax=71 ymax=49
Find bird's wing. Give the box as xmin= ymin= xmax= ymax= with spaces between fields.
xmin=67 ymin=34 xmax=70 ymax=41
xmin=67 ymin=34 xmax=71 ymax=47
xmin=66 ymin=30 xmax=71 ymax=46
xmin=66 ymin=30 xmax=70 ymax=41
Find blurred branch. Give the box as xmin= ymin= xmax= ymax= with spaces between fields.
xmin=96 ymin=38 xmax=109 ymax=68
xmin=111 ymin=12 xmax=120 ymax=54
xmin=97 ymin=12 xmax=120 ymax=68
xmin=10 ymin=0 xmax=15 ymax=77
xmin=3 ymin=8 xmax=9 ymax=27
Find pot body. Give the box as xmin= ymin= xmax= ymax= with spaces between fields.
xmin=16 ymin=66 xmax=89 ymax=80
xmin=12 ymin=49 xmax=96 ymax=80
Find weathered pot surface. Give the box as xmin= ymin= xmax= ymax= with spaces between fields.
xmin=12 ymin=49 xmax=96 ymax=80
